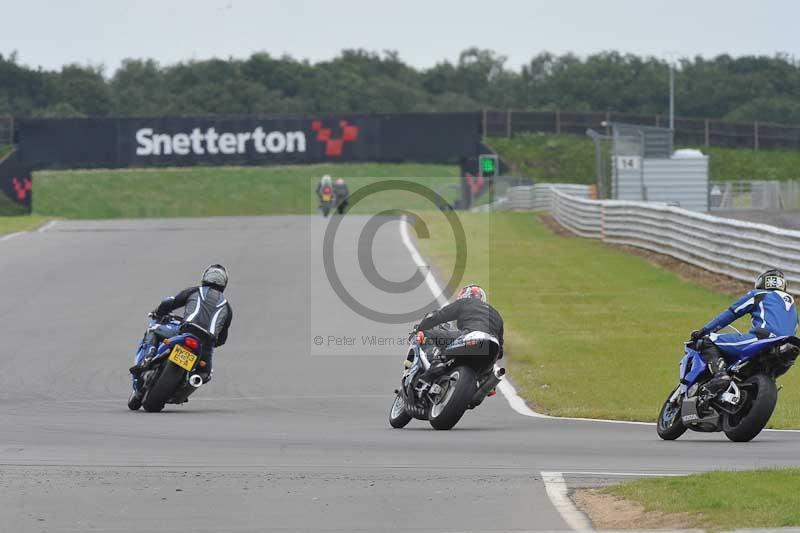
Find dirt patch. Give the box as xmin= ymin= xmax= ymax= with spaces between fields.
xmin=574 ymin=488 xmax=699 ymax=530
xmin=539 ymin=214 xmax=751 ymax=297
xmin=539 ymin=213 xmax=577 ymax=239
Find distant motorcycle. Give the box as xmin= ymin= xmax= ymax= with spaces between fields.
xmin=129 ymin=314 xmax=212 ymax=412
xmin=319 ymin=184 xmax=334 ymax=217
xmin=389 ymin=329 xmax=505 ymax=430
xmin=657 ymin=326 xmax=800 ymax=442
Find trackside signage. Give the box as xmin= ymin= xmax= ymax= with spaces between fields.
xmin=14 ymin=113 xmax=481 ymax=169
xmin=135 ymin=127 xmax=307 ymax=156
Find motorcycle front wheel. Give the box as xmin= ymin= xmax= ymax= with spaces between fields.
xmin=429 ymin=366 xmax=477 ymax=430
xmin=388 ymin=394 xmax=413 ymax=429
xmin=656 ymin=387 xmax=686 ymax=440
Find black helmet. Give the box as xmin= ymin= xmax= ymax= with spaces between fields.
xmin=755 ymin=269 xmax=786 ymax=291
xmin=202 ymin=264 xmax=228 ymax=291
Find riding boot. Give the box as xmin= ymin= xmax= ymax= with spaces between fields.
xmin=700 ymin=341 xmax=731 ymax=395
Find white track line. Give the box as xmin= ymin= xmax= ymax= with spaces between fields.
xmin=398 ymin=215 xmax=800 ymax=435
xmin=0 ymin=231 xmax=24 ymax=242
xmin=38 ymin=220 xmax=59 ymax=232
xmin=540 ymin=471 xmax=593 ymax=531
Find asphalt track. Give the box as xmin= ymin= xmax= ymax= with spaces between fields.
xmin=1 ymin=215 xmax=799 ymax=533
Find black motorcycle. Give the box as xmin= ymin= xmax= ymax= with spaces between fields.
xmin=129 ymin=314 xmax=212 ymax=412
xmin=389 ymin=329 xmax=505 ymax=430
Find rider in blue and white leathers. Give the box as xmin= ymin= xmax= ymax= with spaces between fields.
xmin=691 ymin=269 xmax=798 ymax=393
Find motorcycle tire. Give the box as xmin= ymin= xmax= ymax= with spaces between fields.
xmin=127 ymin=389 xmax=143 ymax=411
xmin=142 ymin=362 xmax=185 ymax=413
xmin=656 ymin=387 xmax=686 ymax=440
xmin=723 ymin=373 xmax=777 ymax=442
xmin=389 ymin=394 xmax=413 ymax=429
xmin=322 ymin=207 xmax=330 ymax=217
xmin=429 ymin=366 xmax=477 ymax=430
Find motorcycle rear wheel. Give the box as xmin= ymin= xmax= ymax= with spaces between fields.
xmin=429 ymin=366 xmax=477 ymax=430
xmin=142 ymin=363 xmax=185 ymax=413
xmin=723 ymin=373 xmax=777 ymax=442
xmin=389 ymin=394 xmax=413 ymax=428
xmin=656 ymin=387 xmax=686 ymax=440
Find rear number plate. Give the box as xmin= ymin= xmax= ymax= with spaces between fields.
xmin=168 ymin=344 xmax=197 ymax=371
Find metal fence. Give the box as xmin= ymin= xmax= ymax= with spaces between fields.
xmin=548 ymin=188 xmax=800 ymax=284
xmin=709 ymin=181 xmax=800 ymax=210
xmin=482 ymin=110 xmax=800 ymax=151
xmin=475 ymin=183 xmax=593 ymax=212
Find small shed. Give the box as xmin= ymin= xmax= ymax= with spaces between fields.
xmin=610 ymin=124 xmax=709 ymax=211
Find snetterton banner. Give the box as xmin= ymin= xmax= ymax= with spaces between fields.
xmin=15 ymin=113 xmax=481 ymax=169
xmin=0 ymin=151 xmax=33 ymax=213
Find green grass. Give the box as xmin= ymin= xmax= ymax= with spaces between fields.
xmin=607 ymin=469 xmax=800 ymax=531
xmin=33 ymin=163 xmax=459 ymax=219
xmin=489 ymin=133 xmax=800 ymax=183
xmin=0 ymin=192 xmax=29 ymax=216
xmin=416 ymin=211 xmax=800 ymax=426
xmin=0 ymin=145 xmax=11 ymax=160
xmin=0 ymin=215 xmax=48 ymax=235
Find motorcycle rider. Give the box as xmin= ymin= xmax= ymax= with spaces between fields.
xmin=316 ymin=174 xmax=333 ymax=201
xmin=333 ymin=177 xmax=349 ymax=214
xmin=129 ymin=264 xmax=233 ymax=406
xmin=413 ymin=284 xmax=504 ymax=373
xmin=690 ymin=268 xmax=798 ymax=394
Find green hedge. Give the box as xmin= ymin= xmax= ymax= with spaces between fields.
xmin=489 ymin=134 xmax=800 ymax=183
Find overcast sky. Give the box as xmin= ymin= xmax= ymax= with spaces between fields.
xmin=3 ymin=0 xmax=798 ymax=74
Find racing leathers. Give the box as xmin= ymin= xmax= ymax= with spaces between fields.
xmin=333 ymin=181 xmax=349 ymax=214
xmin=695 ymin=288 xmax=798 ymax=392
xmin=416 ymin=297 xmax=504 ymax=362
xmin=132 ymin=285 xmax=233 ymax=389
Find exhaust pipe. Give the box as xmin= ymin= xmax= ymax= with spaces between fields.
xmin=471 ymin=367 xmax=505 ymax=406
xmin=188 ymin=374 xmax=204 ymax=388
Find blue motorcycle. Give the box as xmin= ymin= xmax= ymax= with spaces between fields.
xmin=128 ymin=313 xmax=212 ymax=412
xmin=658 ymin=326 xmax=800 ymax=442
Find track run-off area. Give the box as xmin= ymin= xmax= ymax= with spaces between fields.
xmin=2 ymin=215 xmax=799 ymax=532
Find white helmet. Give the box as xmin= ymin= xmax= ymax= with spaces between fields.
xmin=202 ymin=264 xmax=228 ymax=290
xmin=321 ymin=174 xmax=332 ymax=186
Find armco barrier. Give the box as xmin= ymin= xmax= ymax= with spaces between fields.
xmin=477 ymin=183 xmax=592 ymax=212
xmin=549 ymin=188 xmax=800 ymax=284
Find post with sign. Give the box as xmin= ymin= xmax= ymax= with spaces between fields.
xmin=479 ymin=154 xmax=499 ymax=178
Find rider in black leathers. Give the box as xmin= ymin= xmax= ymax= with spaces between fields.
xmin=414 ymin=284 xmax=504 ymax=368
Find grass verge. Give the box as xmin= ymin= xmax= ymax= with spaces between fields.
xmin=33 ymin=163 xmax=459 ymax=219
xmin=0 ymin=215 xmax=48 ymax=236
xmin=489 ymin=134 xmax=800 ymax=183
xmin=415 ymin=211 xmax=800 ymax=426
xmin=606 ymin=469 xmax=800 ymax=531
xmin=0 ymin=193 xmax=29 ymax=216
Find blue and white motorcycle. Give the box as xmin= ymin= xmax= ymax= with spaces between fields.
xmin=657 ymin=326 xmax=800 ymax=442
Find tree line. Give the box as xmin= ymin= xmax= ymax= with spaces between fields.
xmin=2 ymin=48 xmax=800 ymax=124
